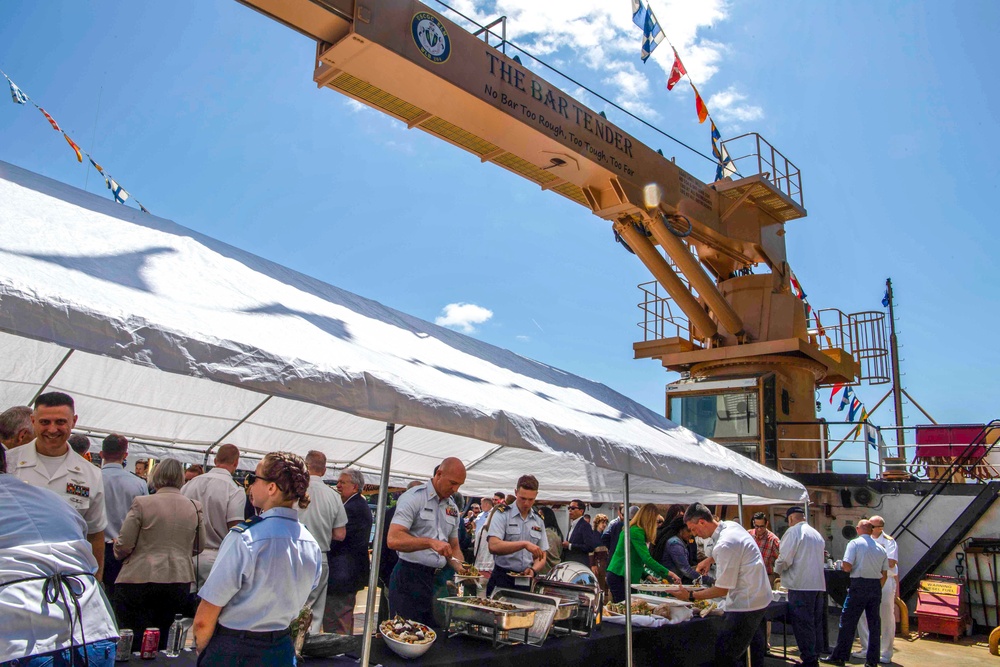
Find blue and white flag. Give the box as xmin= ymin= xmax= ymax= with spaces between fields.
xmin=632 ymin=0 xmax=664 ymax=63
xmin=838 ymin=385 xmax=853 ymax=412
xmin=882 ymin=287 xmax=890 ymax=308
xmin=107 ymin=177 xmax=129 ymax=204
xmin=712 ymin=122 xmax=737 ymax=181
xmin=7 ymin=77 xmax=28 ymax=105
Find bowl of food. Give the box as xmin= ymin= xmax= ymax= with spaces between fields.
xmin=379 ymin=615 xmax=436 ymax=659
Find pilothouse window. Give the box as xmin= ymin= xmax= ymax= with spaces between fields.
xmin=669 ymin=391 xmax=760 ymax=440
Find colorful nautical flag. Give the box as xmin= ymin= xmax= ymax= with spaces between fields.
xmin=38 ymin=107 xmax=61 ymax=132
xmin=789 ymin=272 xmax=806 ymax=300
xmin=715 ymin=141 xmax=735 ymax=181
xmin=138 ymin=202 xmax=150 ymax=214
xmin=63 ymin=134 xmax=82 ymax=162
xmin=631 ymin=0 xmax=665 ymax=63
xmin=848 ymin=397 xmax=862 ymax=422
xmin=838 ymin=386 xmax=853 ymax=412
xmin=882 ymin=287 xmax=890 ymax=308
xmin=107 ymin=177 xmax=129 ymax=204
xmin=694 ymin=86 xmax=709 ymax=123
xmin=829 ymin=383 xmax=845 ymax=404
xmin=7 ymin=77 xmax=28 ymax=105
xmin=88 ymin=156 xmax=105 ymax=174
xmin=667 ymin=50 xmax=686 ymax=90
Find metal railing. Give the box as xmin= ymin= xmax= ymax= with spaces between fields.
xmin=811 ymin=308 xmax=890 ymax=385
xmin=637 ymin=279 xmax=693 ymax=342
xmin=773 ymin=420 xmax=1000 ymax=481
xmin=721 ymin=132 xmax=803 ymax=208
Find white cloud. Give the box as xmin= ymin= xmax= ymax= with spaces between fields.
xmin=435 ymin=302 xmax=494 ymax=333
xmin=447 ymin=0 xmax=732 ymax=116
xmin=344 ymin=99 xmax=368 ymax=113
xmin=707 ymin=87 xmax=764 ymax=127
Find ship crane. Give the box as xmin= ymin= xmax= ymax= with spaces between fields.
xmin=236 ymin=0 xmax=888 ymax=474
xmin=235 ymin=0 xmax=1000 ymax=630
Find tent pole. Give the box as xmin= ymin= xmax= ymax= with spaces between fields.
xmin=738 ymin=492 xmax=750 ymax=667
xmin=360 ymin=422 xmax=395 ymax=667
xmin=623 ymin=473 xmax=633 ymax=667
xmin=29 ymin=348 xmax=74 ymax=405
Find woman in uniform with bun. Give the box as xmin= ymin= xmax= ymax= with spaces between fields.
xmin=193 ymin=452 xmax=323 ymax=666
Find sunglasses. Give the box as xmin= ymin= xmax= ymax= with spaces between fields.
xmin=569 ymin=505 xmax=583 ymax=511
xmin=246 ymin=472 xmax=274 ymax=486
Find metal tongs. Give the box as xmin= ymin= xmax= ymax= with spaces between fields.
xmin=693 ymin=575 xmax=703 ymax=587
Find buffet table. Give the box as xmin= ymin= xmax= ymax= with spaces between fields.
xmin=144 ymin=615 xmax=725 ymax=667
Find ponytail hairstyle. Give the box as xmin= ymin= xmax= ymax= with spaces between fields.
xmin=260 ymin=452 xmax=312 ymax=509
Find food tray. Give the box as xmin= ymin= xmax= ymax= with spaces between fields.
xmin=630 ymin=593 xmax=692 ymax=607
xmin=438 ymin=597 xmax=536 ymax=630
xmin=491 ymin=588 xmax=564 ymax=646
xmin=631 ymin=583 xmax=707 ymax=593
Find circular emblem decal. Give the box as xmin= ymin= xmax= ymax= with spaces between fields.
xmin=412 ymin=12 xmax=450 ymax=64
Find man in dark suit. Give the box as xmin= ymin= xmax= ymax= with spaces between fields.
xmin=325 ymin=468 xmax=372 ymax=635
xmin=562 ymin=499 xmax=599 ymax=566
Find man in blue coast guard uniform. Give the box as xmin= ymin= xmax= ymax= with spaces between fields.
xmin=387 ymin=457 xmax=468 ymax=627
xmin=486 ymin=474 xmax=548 ymax=595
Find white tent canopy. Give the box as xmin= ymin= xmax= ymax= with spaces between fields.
xmin=0 ymin=161 xmax=805 ymax=505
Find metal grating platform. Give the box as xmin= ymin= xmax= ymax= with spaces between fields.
xmin=716 ymin=175 xmax=806 ymax=221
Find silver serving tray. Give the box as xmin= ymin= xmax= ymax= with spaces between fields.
xmin=491 ymin=588 xmax=571 ymax=645
xmin=438 ymin=597 xmax=536 ymax=630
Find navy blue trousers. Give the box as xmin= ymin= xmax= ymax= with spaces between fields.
xmin=718 ymin=608 xmax=767 ymax=667
xmin=197 ymin=631 xmax=294 ymax=667
xmin=788 ymin=590 xmax=825 ymax=667
xmin=829 ymin=578 xmax=882 ymax=665
xmin=388 ymin=560 xmax=437 ymax=628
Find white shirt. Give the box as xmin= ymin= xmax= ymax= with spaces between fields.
xmin=181 ymin=467 xmax=245 ymax=551
xmin=297 ymin=476 xmax=347 ymax=553
xmin=773 ymin=521 xmax=826 ymax=591
xmin=874 ymin=533 xmax=898 ymax=576
xmin=11 ymin=442 xmax=107 ymax=534
xmin=712 ymin=521 xmax=773 ymax=612
xmin=101 ymin=463 xmax=149 ymax=541
xmin=0 ymin=475 xmax=118 ymax=662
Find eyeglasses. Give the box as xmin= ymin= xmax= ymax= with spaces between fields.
xmin=871 ymin=523 xmax=884 ymax=528
xmin=568 ymin=505 xmax=582 ymax=511
xmin=246 ymin=472 xmax=274 ymax=486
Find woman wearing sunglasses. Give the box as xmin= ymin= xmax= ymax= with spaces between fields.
xmin=193 ymin=452 xmax=323 ymax=666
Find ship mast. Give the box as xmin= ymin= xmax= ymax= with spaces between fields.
xmin=886 ymin=278 xmax=905 ymax=456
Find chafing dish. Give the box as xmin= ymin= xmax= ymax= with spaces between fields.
xmin=491 ymin=588 xmax=572 ymax=646
xmin=439 ymin=596 xmax=536 ymax=647
xmin=534 ymin=562 xmax=603 ymax=636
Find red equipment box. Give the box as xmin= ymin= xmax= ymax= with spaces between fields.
xmin=915 ymin=424 xmax=985 ymax=459
xmin=914 ymin=576 xmax=967 ymax=641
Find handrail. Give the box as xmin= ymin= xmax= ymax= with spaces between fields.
xmin=890 ymin=420 xmax=1000 ymax=545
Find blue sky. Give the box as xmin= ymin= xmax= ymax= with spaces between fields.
xmin=1 ymin=0 xmax=997 ymax=435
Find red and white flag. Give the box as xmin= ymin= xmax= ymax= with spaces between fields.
xmin=666 ymin=51 xmax=686 ymax=90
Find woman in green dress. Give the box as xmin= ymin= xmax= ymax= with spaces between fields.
xmin=606 ymin=503 xmax=681 ymax=602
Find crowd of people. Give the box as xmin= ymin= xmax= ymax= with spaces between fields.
xmin=0 ymin=392 xmax=901 ymax=667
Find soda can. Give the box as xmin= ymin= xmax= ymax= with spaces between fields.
xmin=140 ymin=628 xmax=159 ymax=659
xmin=115 ymin=629 xmax=133 ymax=661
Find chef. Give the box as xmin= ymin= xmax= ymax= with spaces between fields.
xmin=387 ymin=457 xmax=467 ymax=627
xmin=486 ymin=474 xmax=548 ymax=595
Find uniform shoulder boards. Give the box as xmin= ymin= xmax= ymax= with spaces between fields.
xmin=495 ymin=503 xmax=509 ymax=514
xmin=230 ymin=514 xmax=265 ymax=533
